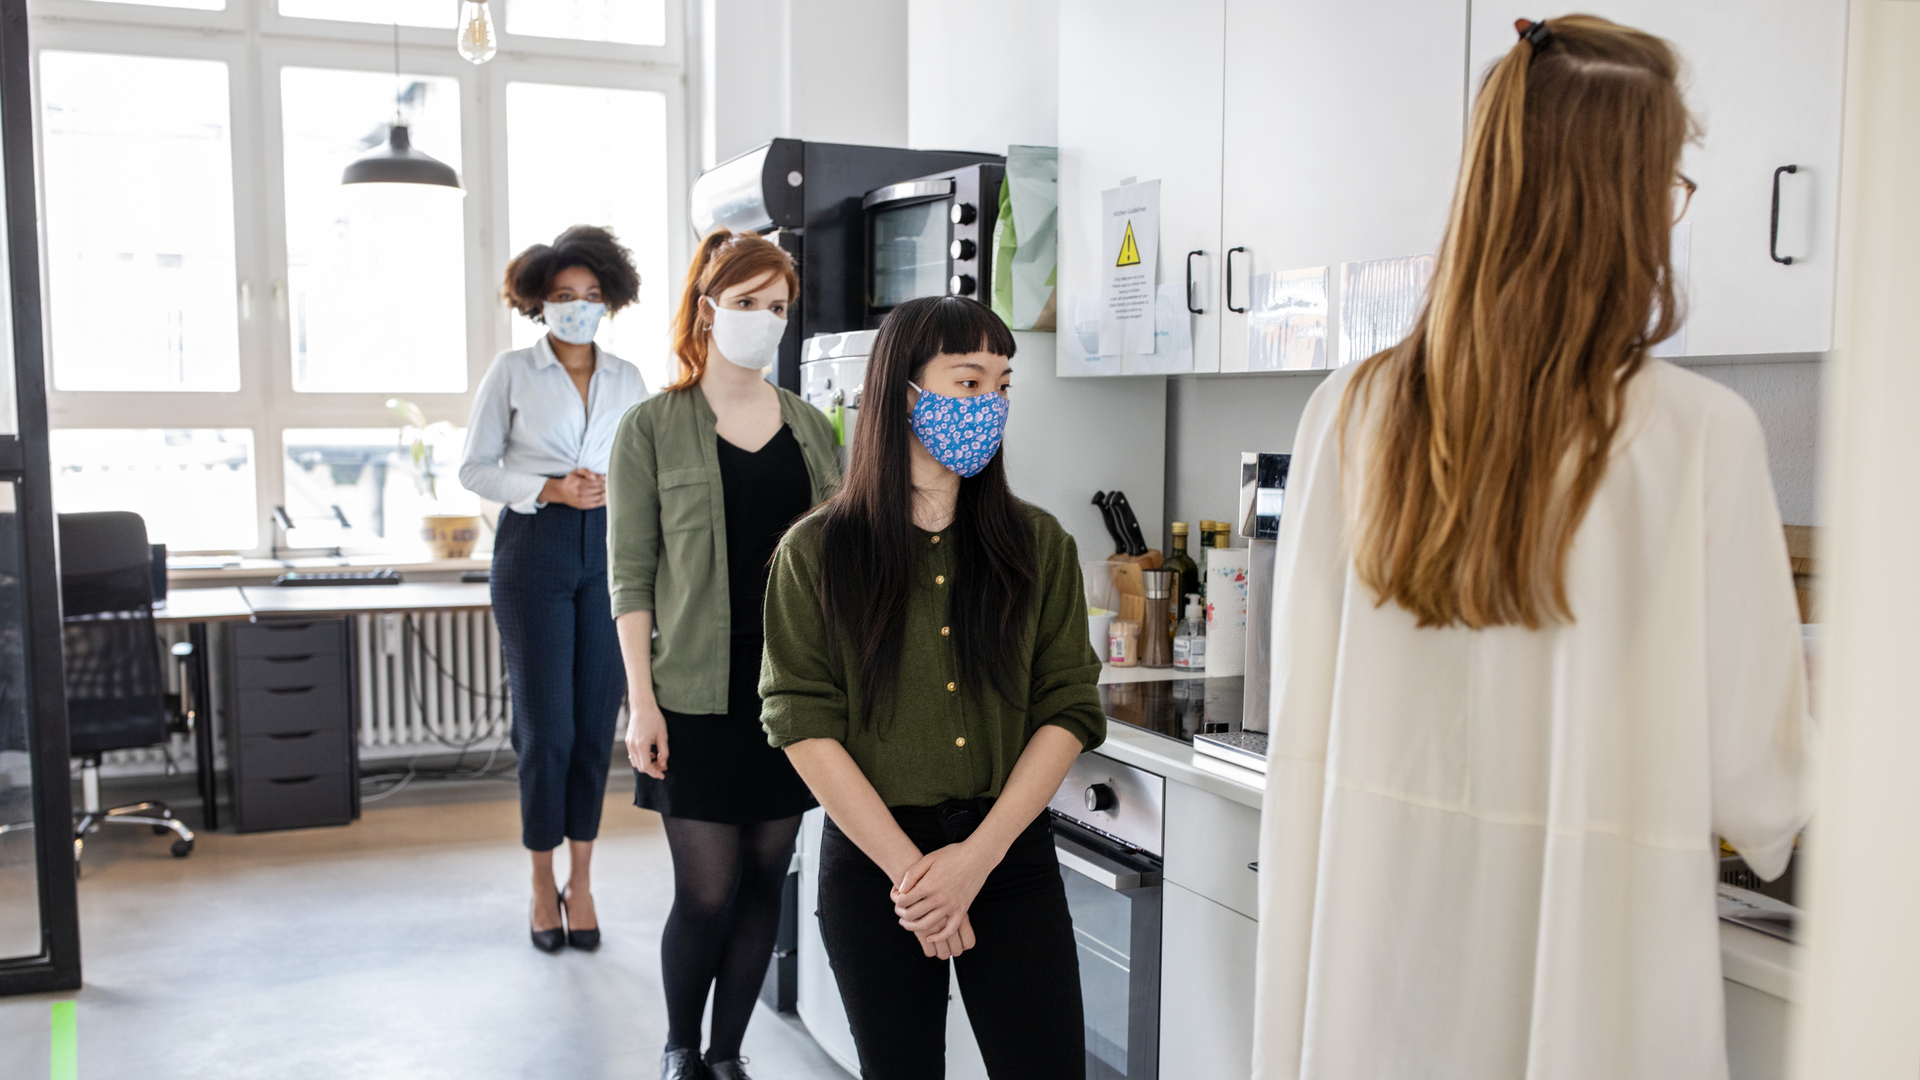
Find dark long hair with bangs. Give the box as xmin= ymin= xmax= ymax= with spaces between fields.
xmin=817 ymin=296 xmax=1032 ymax=731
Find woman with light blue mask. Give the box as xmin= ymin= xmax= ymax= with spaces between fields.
xmin=459 ymin=224 xmax=647 ymax=955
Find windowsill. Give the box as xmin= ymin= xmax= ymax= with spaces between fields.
xmin=169 ymin=552 xmax=491 ymax=586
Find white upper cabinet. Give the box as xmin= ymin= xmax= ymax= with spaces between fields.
xmin=1058 ymin=0 xmax=1224 ymax=376
xmin=1469 ymin=2 xmax=1848 ymax=357
xmin=1219 ymin=0 xmax=1468 ymax=372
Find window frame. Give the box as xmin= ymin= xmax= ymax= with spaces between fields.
xmin=30 ymin=0 xmax=689 ymax=556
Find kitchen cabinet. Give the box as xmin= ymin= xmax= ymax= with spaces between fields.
xmin=1219 ymin=0 xmax=1468 ymax=371
xmin=1163 ymin=779 xmax=1262 ymax=919
xmin=1161 ymin=881 xmax=1259 ymax=1080
xmin=1468 ymin=1 xmax=1847 ymax=357
xmin=1057 ymin=0 xmax=1225 ymax=376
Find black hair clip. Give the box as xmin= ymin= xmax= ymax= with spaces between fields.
xmin=1515 ymin=18 xmax=1553 ymax=51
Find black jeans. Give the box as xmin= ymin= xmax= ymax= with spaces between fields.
xmin=818 ymin=801 xmax=1085 ymax=1080
xmin=491 ymin=503 xmax=626 ymax=851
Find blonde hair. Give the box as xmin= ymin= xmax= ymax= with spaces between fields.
xmin=665 ymin=229 xmax=798 ymax=391
xmin=1341 ymin=14 xmax=1694 ymax=629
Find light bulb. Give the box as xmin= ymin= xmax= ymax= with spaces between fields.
xmin=456 ymin=1 xmax=496 ymax=65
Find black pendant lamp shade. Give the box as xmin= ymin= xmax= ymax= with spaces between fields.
xmin=340 ymin=124 xmax=462 ymax=191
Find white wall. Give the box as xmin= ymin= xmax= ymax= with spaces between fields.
xmin=701 ymin=0 xmax=909 ymax=168
xmin=907 ymin=0 xmax=1059 ymax=152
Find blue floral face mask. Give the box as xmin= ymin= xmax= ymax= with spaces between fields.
xmin=908 ymin=380 xmax=1010 ymax=478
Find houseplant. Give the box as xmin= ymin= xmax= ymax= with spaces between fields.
xmin=387 ymin=398 xmax=482 ymax=559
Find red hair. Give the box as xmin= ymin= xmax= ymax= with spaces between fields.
xmin=666 ymin=229 xmax=799 ymax=391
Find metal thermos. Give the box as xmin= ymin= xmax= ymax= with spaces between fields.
xmin=1140 ymin=569 xmax=1176 ymax=668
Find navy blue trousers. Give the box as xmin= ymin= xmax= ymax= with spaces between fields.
xmin=491 ymin=503 xmax=626 ymax=851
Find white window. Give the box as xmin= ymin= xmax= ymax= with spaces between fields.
xmin=35 ymin=0 xmax=688 ymax=557
xmin=50 ymin=429 xmax=258 ymax=552
xmin=281 ymin=67 xmax=467 ymax=394
xmin=41 ymin=51 xmax=240 ymax=393
xmin=506 ymin=82 xmax=673 ymax=391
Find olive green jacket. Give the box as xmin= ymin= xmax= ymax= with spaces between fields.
xmin=759 ymin=505 xmax=1106 ymax=807
xmin=606 ymin=384 xmax=840 ymax=715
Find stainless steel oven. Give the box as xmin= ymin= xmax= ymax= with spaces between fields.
xmin=863 ymin=162 xmax=1004 ymax=321
xmin=1050 ymin=753 xmax=1164 ymax=1080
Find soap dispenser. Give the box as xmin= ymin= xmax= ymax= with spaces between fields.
xmin=1173 ymin=593 xmax=1207 ymax=671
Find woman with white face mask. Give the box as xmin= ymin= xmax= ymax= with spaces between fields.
xmin=606 ymin=229 xmax=840 ymax=1080
xmin=459 ymin=225 xmax=647 ymax=956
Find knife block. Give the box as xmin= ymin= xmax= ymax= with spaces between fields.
xmin=1106 ymin=550 xmax=1163 ymax=628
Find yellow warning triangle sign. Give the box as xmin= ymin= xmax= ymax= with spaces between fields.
xmin=1115 ymin=220 xmax=1142 ymax=267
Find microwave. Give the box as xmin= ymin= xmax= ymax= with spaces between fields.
xmin=862 ymin=162 xmax=1005 ymax=324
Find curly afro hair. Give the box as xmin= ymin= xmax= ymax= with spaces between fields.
xmin=501 ymin=225 xmax=641 ymax=322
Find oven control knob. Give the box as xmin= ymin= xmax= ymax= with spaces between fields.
xmin=950 ymin=238 xmax=976 ymax=261
xmin=949 ymin=273 xmax=977 ymax=296
xmin=1084 ymin=783 xmax=1118 ymax=812
xmin=950 ymin=202 xmax=977 ymax=226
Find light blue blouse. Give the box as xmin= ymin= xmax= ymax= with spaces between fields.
xmin=457 ymin=336 xmax=649 ymax=514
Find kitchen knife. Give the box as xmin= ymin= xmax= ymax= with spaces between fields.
xmin=1108 ymin=491 xmax=1149 ymax=557
xmin=1091 ymin=492 xmax=1128 ymax=555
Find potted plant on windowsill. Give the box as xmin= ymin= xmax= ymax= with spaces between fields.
xmin=388 ymin=398 xmax=481 ymax=560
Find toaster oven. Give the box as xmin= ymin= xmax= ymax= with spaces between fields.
xmin=862 ymin=162 xmax=1004 ymax=323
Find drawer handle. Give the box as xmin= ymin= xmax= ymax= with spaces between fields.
xmin=1247 ymin=861 xmax=1259 ymax=873
xmin=1770 ymin=164 xmax=1799 ymax=265
xmin=263 ymin=622 xmax=315 ymax=631
xmin=268 ymin=730 xmax=317 ymax=741
xmin=266 ymin=685 xmax=316 ymax=695
xmin=263 ymin=654 xmax=315 ymax=663
xmin=269 ymin=775 xmax=318 ymax=786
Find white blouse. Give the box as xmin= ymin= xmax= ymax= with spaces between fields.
xmin=458 ymin=337 xmax=648 ymax=514
xmin=1252 ymin=360 xmax=1815 ymax=1080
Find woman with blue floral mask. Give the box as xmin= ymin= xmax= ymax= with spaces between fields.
xmin=459 ymin=224 xmax=645 ymax=956
xmin=760 ymin=296 xmax=1104 ymax=1078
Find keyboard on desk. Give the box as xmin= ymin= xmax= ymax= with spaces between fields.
xmin=273 ymin=569 xmax=404 ymax=587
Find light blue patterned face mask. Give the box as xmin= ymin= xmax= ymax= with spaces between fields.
xmin=908 ymin=380 xmax=1010 ymax=479
xmin=544 ymin=299 xmax=606 ymax=345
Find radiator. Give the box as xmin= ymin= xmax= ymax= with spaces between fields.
xmin=104 ymin=609 xmax=536 ymax=779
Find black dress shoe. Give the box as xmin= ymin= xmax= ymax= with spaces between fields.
xmin=707 ymin=1057 xmax=754 ymax=1080
xmin=660 ymin=1046 xmax=706 ymax=1080
xmin=529 ymin=924 xmax=565 ymax=953
xmin=561 ymin=887 xmax=600 ymax=951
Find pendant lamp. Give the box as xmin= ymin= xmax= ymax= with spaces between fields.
xmin=341 ymin=26 xmax=464 ymax=193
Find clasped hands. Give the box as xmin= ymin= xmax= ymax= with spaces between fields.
xmin=891 ymin=838 xmax=998 ymax=960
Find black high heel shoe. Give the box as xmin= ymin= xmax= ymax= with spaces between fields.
xmin=561 ymin=887 xmax=600 ymax=951
xmin=530 ymin=895 xmax=565 ymax=954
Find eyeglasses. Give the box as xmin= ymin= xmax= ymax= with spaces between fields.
xmin=1674 ymin=173 xmax=1697 ymax=223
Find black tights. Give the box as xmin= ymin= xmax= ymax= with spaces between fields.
xmin=660 ymin=814 xmax=802 ymax=1063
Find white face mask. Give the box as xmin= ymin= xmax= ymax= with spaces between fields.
xmin=544 ymin=300 xmax=606 ymax=345
xmin=706 ymin=301 xmax=787 ymax=369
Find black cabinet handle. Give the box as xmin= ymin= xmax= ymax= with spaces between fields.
xmin=1247 ymin=861 xmax=1260 ymax=873
xmin=1226 ymin=247 xmax=1248 ymax=313
xmin=268 ymin=730 xmax=317 ymax=741
xmin=1186 ymin=250 xmax=1204 ymax=314
xmin=265 ymin=685 xmax=316 ymax=695
xmin=264 ymin=654 xmax=314 ymax=664
xmin=269 ymin=775 xmax=318 ymax=786
xmin=1770 ymin=165 xmax=1799 ymax=266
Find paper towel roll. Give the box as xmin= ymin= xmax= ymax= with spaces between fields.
xmin=1205 ymin=548 xmax=1249 ymax=677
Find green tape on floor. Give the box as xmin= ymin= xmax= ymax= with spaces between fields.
xmin=50 ymin=1001 xmax=76 ymax=1080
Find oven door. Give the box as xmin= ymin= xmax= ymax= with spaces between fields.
xmin=865 ymin=179 xmax=955 ymax=315
xmin=1054 ymin=817 xmax=1163 ymax=1080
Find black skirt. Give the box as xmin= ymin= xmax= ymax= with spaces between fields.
xmin=633 ymin=635 xmax=817 ymax=824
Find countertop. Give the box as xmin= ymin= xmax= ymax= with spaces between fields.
xmin=1088 ymin=718 xmax=1800 ymax=1002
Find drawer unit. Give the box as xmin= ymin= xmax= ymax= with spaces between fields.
xmin=226 ymin=618 xmax=357 ymax=833
xmin=230 ymin=619 xmax=346 ymax=658
xmin=235 ymin=774 xmax=353 ymax=832
xmin=1163 ymin=780 xmax=1262 ymax=920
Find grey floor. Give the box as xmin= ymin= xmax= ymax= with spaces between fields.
xmin=0 ymin=772 xmax=851 ymax=1080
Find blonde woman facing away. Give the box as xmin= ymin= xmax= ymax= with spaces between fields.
xmin=1251 ymin=17 xmax=1814 ymax=1080
xmin=606 ymin=230 xmax=839 ymax=1080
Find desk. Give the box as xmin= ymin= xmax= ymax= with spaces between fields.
xmin=153 ymin=589 xmax=252 ymax=830
xmin=239 ymin=582 xmax=492 ymax=619
xmin=155 ymin=582 xmax=494 ymax=829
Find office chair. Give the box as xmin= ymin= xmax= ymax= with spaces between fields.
xmin=59 ymin=511 xmax=195 ymax=862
